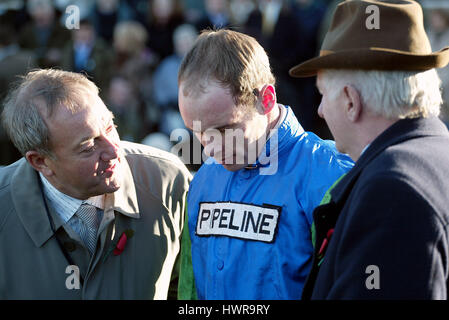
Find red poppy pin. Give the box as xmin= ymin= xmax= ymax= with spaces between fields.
xmin=103 ymin=229 xmax=134 ymax=262
xmin=317 ymin=228 xmax=334 ymax=266
xmin=114 ymin=230 xmax=132 ymax=255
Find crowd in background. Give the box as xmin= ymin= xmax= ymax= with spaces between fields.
xmin=1 ymin=0 xmax=448 ymax=170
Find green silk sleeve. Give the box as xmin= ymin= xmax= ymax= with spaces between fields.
xmin=177 ymin=201 xmax=198 ymax=300
xmin=310 ymin=173 xmax=347 ymax=248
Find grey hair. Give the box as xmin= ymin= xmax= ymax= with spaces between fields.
xmin=321 ymin=69 xmax=443 ymax=119
xmin=1 ymin=69 xmax=99 ymax=158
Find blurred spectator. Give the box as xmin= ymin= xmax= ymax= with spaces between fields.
xmin=91 ymin=0 xmax=154 ymax=45
xmin=119 ymin=0 xmax=150 ymax=25
xmin=195 ymin=0 xmax=231 ymax=31
xmin=151 ymin=23 xmax=202 ymax=172
xmin=318 ymin=0 xmax=341 ymax=45
xmin=0 ymin=18 xmax=37 ymax=165
xmin=113 ymin=21 xmax=159 ymax=122
xmin=91 ymin=0 xmax=120 ymax=44
xmin=292 ymin=0 xmax=326 ymax=59
xmin=0 ymin=1 xmax=29 ymax=32
xmin=111 ymin=20 xmax=157 ymax=138
xmin=18 ymin=0 xmax=71 ymax=68
xmin=61 ymin=19 xmax=113 ymax=94
xmin=290 ymin=0 xmax=328 ymax=135
xmin=146 ymin=0 xmax=185 ymax=60
xmin=107 ymin=75 xmax=144 ymax=142
xmin=153 ymin=23 xmax=197 ymax=136
xmin=244 ymin=0 xmax=311 ymax=128
xmin=0 ymin=0 xmax=23 ymax=14
xmin=426 ymin=8 xmax=449 ymax=126
xmin=229 ymin=0 xmax=255 ymax=27
xmin=245 ymin=0 xmax=284 ymax=42
xmin=0 ymin=20 xmax=37 ymax=99
xmin=113 ymin=20 xmax=154 ymax=72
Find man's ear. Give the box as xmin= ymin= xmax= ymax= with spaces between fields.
xmin=343 ymin=85 xmax=362 ymax=122
xmin=25 ymin=151 xmax=54 ymax=176
xmin=256 ymin=85 xmax=276 ymax=115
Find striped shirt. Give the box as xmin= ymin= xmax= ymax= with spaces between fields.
xmin=39 ymin=173 xmax=104 ymax=242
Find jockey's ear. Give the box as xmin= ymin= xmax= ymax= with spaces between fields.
xmin=255 ymin=84 xmax=276 ymax=115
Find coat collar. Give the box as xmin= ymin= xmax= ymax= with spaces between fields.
xmin=11 ymin=158 xmax=56 ymax=248
xmin=104 ymin=153 xmax=140 ymax=219
xmin=330 ymin=116 xmax=449 ymax=204
xmin=11 ymin=153 xmax=140 ymax=248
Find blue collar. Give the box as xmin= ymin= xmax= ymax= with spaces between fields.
xmin=251 ymin=104 xmax=304 ymax=169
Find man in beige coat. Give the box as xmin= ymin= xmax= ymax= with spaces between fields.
xmin=0 ymin=69 xmax=191 ymax=299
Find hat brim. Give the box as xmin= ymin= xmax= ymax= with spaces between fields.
xmin=289 ymin=47 xmax=449 ymax=78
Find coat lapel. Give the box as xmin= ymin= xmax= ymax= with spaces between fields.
xmin=11 ymin=158 xmax=56 ymax=247
xmin=105 ymin=154 xmax=140 ymax=219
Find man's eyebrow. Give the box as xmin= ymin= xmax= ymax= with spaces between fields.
xmin=73 ymin=135 xmax=94 ymax=152
xmin=73 ymin=112 xmax=115 ymax=151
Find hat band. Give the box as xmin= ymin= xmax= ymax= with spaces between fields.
xmin=319 ymin=50 xmax=334 ymax=56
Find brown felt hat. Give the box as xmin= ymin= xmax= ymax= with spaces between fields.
xmin=289 ymin=0 xmax=449 ymax=77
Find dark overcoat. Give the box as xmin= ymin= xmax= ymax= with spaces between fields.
xmin=303 ymin=116 xmax=449 ymax=299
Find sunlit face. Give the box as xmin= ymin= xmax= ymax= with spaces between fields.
xmin=43 ymin=94 xmax=123 ymax=200
xmin=316 ymin=72 xmax=349 ymax=154
xmin=179 ymin=81 xmax=268 ymax=171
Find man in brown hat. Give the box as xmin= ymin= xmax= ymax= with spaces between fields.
xmin=290 ymin=0 xmax=449 ymax=299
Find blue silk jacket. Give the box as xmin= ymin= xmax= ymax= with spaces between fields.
xmin=181 ymin=105 xmax=354 ymax=299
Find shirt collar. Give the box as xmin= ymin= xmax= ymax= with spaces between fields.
xmin=39 ymin=172 xmax=105 ymax=224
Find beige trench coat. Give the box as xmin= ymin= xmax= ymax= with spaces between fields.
xmin=0 ymin=141 xmax=191 ymax=299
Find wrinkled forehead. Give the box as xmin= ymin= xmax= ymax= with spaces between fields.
xmin=47 ymin=93 xmax=113 ymax=129
xmin=63 ymin=90 xmax=110 ymax=115
xmin=77 ymin=98 xmax=115 ymax=130
xmin=85 ymin=100 xmax=115 ymax=126
xmin=46 ymin=97 xmax=115 ymax=150
xmin=26 ymin=79 xmax=101 ymax=119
